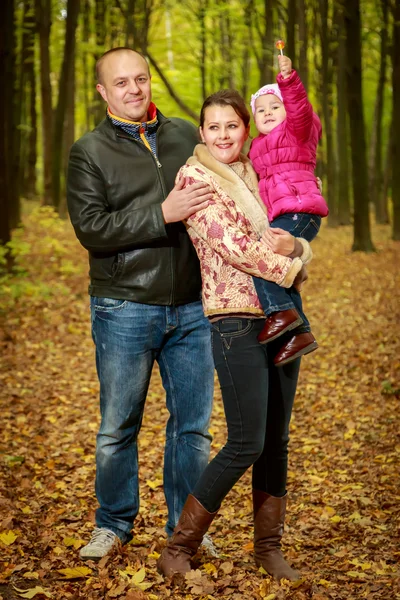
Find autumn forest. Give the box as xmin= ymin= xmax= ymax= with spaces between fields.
xmin=0 ymin=0 xmax=399 ymax=599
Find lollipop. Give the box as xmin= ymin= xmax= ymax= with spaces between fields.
xmin=275 ymin=39 xmax=285 ymax=55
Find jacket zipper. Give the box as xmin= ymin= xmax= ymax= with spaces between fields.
xmin=116 ymin=121 xmax=176 ymax=304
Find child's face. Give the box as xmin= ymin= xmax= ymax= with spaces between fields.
xmin=254 ymin=94 xmax=286 ymax=135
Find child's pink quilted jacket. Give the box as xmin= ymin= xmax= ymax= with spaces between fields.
xmin=249 ymin=70 xmax=329 ymax=222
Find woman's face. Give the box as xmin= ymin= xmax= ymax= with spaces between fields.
xmin=200 ymin=105 xmax=249 ymax=164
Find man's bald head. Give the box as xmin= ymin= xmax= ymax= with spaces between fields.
xmin=96 ymin=48 xmax=150 ymax=85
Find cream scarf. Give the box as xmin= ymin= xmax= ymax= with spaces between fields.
xmin=187 ymin=144 xmax=269 ymax=238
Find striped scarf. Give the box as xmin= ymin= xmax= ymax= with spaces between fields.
xmin=107 ymin=103 xmax=159 ymax=158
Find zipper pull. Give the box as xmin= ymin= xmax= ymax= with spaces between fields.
xmin=156 ymin=158 xmax=162 ymax=168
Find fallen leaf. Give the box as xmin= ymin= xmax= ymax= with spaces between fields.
xmin=57 ymin=567 xmax=92 ymax=579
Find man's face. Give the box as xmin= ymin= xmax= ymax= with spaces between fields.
xmin=96 ymin=51 xmax=152 ymax=122
xmin=254 ymin=94 xmax=286 ymax=135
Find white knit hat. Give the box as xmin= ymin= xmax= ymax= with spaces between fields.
xmin=250 ymin=84 xmax=283 ymax=115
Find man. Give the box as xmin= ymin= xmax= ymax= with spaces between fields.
xmin=67 ymin=48 xmax=215 ymax=560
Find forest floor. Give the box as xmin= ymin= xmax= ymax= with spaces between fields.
xmin=0 ymin=206 xmax=399 ymax=600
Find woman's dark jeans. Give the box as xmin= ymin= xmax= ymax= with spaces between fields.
xmin=192 ymin=317 xmax=300 ymax=513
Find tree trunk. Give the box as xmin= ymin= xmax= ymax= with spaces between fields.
xmin=199 ymin=1 xmax=207 ymax=101
xmin=24 ymin=43 xmax=38 ymax=198
xmin=286 ymin=0 xmax=297 ymax=64
xmin=19 ymin=0 xmax=37 ymax=199
xmin=319 ymin=0 xmax=337 ymax=226
xmin=93 ymin=0 xmax=106 ymax=125
xmin=381 ymin=114 xmax=392 ymax=225
xmin=258 ymin=0 xmax=274 ymax=86
xmin=60 ymin=45 xmax=76 ymax=218
xmin=218 ymin=0 xmax=234 ymax=88
xmin=240 ymin=0 xmax=252 ymax=100
xmin=81 ymin=0 xmax=91 ymax=134
xmin=35 ymin=0 xmax=53 ymax=205
xmin=0 ymin=0 xmax=14 ymax=263
xmin=297 ymin=0 xmax=308 ymax=91
xmin=344 ymin=0 xmax=375 ymax=251
xmin=336 ymin=3 xmax=351 ymax=225
xmin=52 ymin=0 xmax=80 ymax=211
xmin=391 ymin=0 xmax=400 ymax=240
xmin=368 ymin=0 xmax=389 ymax=224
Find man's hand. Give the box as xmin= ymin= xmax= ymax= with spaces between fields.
xmin=278 ymin=55 xmax=292 ymax=79
xmin=293 ymin=265 xmax=308 ymax=291
xmin=261 ymin=227 xmax=296 ymax=256
xmin=162 ymin=177 xmax=213 ymax=224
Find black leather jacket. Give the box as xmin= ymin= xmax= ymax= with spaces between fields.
xmin=67 ymin=112 xmax=202 ymax=305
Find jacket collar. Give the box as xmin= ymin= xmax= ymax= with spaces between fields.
xmin=187 ymin=144 xmax=268 ymax=236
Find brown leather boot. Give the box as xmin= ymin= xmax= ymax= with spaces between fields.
xmin=253 ymin=489 xmax=300 ymax=581
xmin=273 ymin=332 xmax=318 ymax=366
xmin=257 ymin=309 xmax=303 ymax=344
xmin=157 ymin=495 xmax=217 ymax=576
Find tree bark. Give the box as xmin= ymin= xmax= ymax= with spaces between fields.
xmin=81 ymin=0 xmax=91 ymax=134
xmin=319 ymin=0 xmax=337 ymax=226
xmin=368 ymin=0 xmax=389 ymax=224
xmin=93 ymin=0 xmax=106 ymax=125
xmin=52 ymin=0 xmax=80 ymax=211
xmin=391 ymin=0 xmax=400 ymax=240
xmin=344 ymin=0 xmax=375 ymax=251
xmin=35 ymin=0 xmax=53 ymax=205
xmin=20 ymin=0 xmax=37 ymax=199
xmin=297 ymin=0 xmax=308 ymax=91
xmin=0 ymin=0 xmax=14 ymax=266
xmin=336 ymin=3 xmax=351 ymax=225
xmin=286 ymin=0 xmax=297 ymax=64
xmin=258 ymin=0 xmax=274 ymax=86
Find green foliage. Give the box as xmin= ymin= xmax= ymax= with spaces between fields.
xmin=0 ymin=206 xmax=84 ymax=309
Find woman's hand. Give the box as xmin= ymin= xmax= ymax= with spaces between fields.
xmin=261 ymin=227 xmax=296 ymax=256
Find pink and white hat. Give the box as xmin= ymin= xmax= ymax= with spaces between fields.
xmin=250 ymin=84 xmax=283 ymax=115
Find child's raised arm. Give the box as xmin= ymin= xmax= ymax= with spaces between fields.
xmin=277 ymin=55 xmax=316 ymax=144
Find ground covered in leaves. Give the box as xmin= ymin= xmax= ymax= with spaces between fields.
xmin=0 ymin=207 xmax=399 ymax=600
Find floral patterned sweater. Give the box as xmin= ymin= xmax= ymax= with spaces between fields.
xmin=181 ymin=145 xmax=311 ymax=318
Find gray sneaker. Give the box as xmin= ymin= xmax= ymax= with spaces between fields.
xmin=201 ymin=533 xmax=219 ymax=558
xmin=79 ymin=527 xmax=119 ymax=561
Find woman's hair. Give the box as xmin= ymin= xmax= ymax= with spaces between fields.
xmin=200 ymin=90 xmax=250 ymax=129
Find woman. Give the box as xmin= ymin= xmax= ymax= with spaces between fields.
xmin=157 ymin=90 xmax=311 ymax=581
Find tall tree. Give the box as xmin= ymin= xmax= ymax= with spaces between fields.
xmin=52 ymin=0 xmax=81 ymax=211
xmin=0 ymin=0 xmax=15 ymax=266
xmin=92 ymin=0 xmax=106 ymax=125
xmin=368 ymin=0 xmax=389 ymax=224
xmin=35 ymin=0 xmax=53 ymax=205
xmin=344 ymin=0 xmax=374 ymax=251
xmin=286 ymin=0 xmax=297 ymax=64
xmin=19 ymin=0 xmax=37 ymax=199
xmin=391 ymin=0 xmax=400 ymax=240
xmin=336 ymin=2 xmax=350 ymax=225
xmin=297 ymin=0 xmax=308 ymax=91
xmin=319 ymin=0 xmax=337 ymax=225
xmin=253 ymin=0 xmax=275 ymax=87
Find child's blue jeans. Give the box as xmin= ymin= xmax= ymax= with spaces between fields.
xmin=253 ymin=213 xmax=321 ymax=333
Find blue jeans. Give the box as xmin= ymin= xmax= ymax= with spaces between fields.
xmin=90 ymin=298 xmax=214 ymax=542
xmin=253 ymin=213 xmax=321 ymax=332
xmin=193 ymin=318 xmax=300 ymax=512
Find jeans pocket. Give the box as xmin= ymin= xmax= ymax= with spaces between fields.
xmin=92 ymin=296 xmax=128 ymax=312
xmin=212 ymin=318 xmax=254 ymax=350
xmin=297 ymin=216 xmax=321 ymax=242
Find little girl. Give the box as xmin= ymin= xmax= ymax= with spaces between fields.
xmin=249 ymin=54 xmax=328 ymax=366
